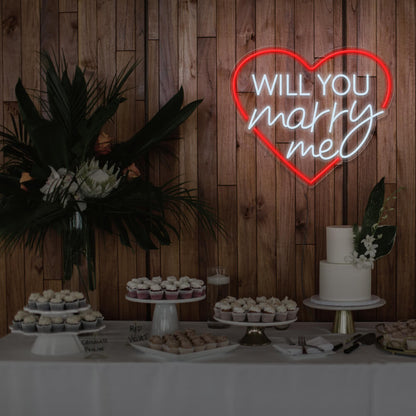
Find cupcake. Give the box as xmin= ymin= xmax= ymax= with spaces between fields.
xmin=232 ymin=305 xmax=246 ymax=322
xmin=36 ymin=296 xmax=50 ymax=311
xmin=165 ymin=284 xmax=179 ymax=300
xmin=191 ymin=337 xmax=206 ymax=352
xmin=126 ymin=281 xmax=138 ymax=298
xmin=81 ymin=313 xmax=97 ymax=330
xmin=91 ymin=310 xmax=104 ymax=325
xmin=60 ymin=289 xmax=71 ymax=296
xmin=65 ymin=315 xmax=81 ymax=331
xmin=136 ymin=283 xmax=150 ymax=299
xmin=12 ymin=311 xmax=27 ymax=330
xmin=51 ymin=316 xmax=65 ymax=332
xmin=256 ymin=296 xmax=267 ymax=304
xmin=64 ymin=295 xmax=79 ymax=310
xmin=261 ymin=304 xmax=276 ymax=323
xmin=215 ymin=335 xmax=229 ymax=347
xmin=21 ymin=315 xmax=37 ymax=332
xmin=190 ymin=280 xmax=204 ymax=298
xmin=275 ymin=304 xmax=288 ymax=321
xmin=162 ymin=339 xmax=180 ymax=354
xmin=149 ymin=335 xmax=163 ymax=350
xmin=178 ymin=339 xmax=194 ymax=354
xmin=149 ymin=284 xmax=164 ymax=300
xmin=284 ymin=299 xmax=298 ymax=320
xmin=43 ymin=289 xmax=55 ymax=300
xmin=247 ymin=304 xmax=261 ymax=323
xmin=214 ymin=302 xmax=223 ymax=318
xmin=36 ymin=316 xmax=52 ymax=333
xmin=179 ymin=282 xmax=193 ymax=299
xmin=166 ymin=275 xmax=178 ymax=283
xmin=49 ymin=296 xmax=65 ymax=311
xmin=151 ymin=276 xmax=163 ymax=284
xmin=219 ymin=303 xmax=232 ymax=321
xmin=73 ymin=292 xmax=87 ymax=308
xmin=28 ymin=293 xmax=40 ymax=309
xmin=179 ymin=276 xmax=191 ymax=284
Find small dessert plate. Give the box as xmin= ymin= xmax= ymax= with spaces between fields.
xmin=130 ymin=341 xmax=239 ymax=361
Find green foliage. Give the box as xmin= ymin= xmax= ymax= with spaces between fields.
xmin=0 ymin=51 xmax=220 ymax=290
xmin=353 ymin=177 xmax=397 ymax=261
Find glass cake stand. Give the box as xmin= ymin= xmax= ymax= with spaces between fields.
xmin=303 ymin=295 xmax=386 ymax=334
xmin=125 ymin=295 xmax=206 ymax=336
xmin=13 ymin=304 xmax=104 ymax=356
xmin=214 ymin=317 xmax=297 ymax=346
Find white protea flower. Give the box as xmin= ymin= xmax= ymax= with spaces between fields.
xmin=40 ymin=166 xmax=79 ymax=207
xmin=361 ymin=234 xmax=376 ymax=250
xmin=76 ymin=159 xmax=121 ymax=199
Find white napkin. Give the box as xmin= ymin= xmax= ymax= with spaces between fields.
xmin=273 ymin=336 xmax=334 ymax=359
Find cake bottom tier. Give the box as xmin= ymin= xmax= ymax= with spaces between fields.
xmin=319 ymin=260 xmax=371 ymax=302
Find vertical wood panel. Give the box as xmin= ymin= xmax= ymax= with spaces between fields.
xmin=256 ymin=0 xmax=276 ymax=297
xmin=117 ymin=0 xmax=135 ymax=50
xmin=217 ymin=0 xmax=236 ymax=185
xmin=59 ymin=12 xmax=78 ymax=77
xmin=396 ymin=0 xmax=415 ymax=320
xmin=197 ymin=0 xmax=216 ymax=37
xmin=78 ymin=0 xmax=97 ymax=75
xmin=2 ymin=0 xmax=21 ymax=101
xmin=59 ymin=0 xmax=77 ymax=12
xmin=147 ymin=0 xmax=158 ymax=40
xmin=197 ymin=37 xmax=217 ymax=318
xmin=237 ymin=93 xmax=257 ymax=297
xmin=135 ymin=0 xmax=145 ymax=100
xmin=357 ymin=0 xmax=376 ymax=75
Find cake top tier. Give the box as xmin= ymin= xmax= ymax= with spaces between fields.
xmin=326 ymin=225 xmax=354 ymax=264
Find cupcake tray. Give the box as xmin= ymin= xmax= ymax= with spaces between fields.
xmin=9 ymin=325 xmax=105 ymax=356
xmin=130 ymin=340 xmax=239 ymax=361
xmin=23 ymin=305 xmax=91 ymax=316
xmin=214 ymin=317 xmax=297 ymax=346
xmin=125 ymin=295 xmax=206 ymax=337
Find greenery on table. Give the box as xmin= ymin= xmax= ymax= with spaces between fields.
xmin=0 ymin=52 xmax=219 ymax=290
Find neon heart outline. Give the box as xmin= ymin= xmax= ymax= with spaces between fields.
xmin=231 ymin=48 xmax=393 ymax=186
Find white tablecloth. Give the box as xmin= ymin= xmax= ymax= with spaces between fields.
xmin=0 ymin=321 xmax=415 ymax=416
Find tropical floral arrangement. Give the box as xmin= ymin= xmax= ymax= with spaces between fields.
xmin=348 ymin=177 xmax=397 ymax=268
xmin=0 ymin=52 xmax=218 ymax=290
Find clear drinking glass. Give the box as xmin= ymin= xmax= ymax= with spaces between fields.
xmin=207 ymin=266 xmax=230 ymax=328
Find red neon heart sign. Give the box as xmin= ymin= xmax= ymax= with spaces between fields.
xmin=231 ymin=48 xmax=393 ymax=186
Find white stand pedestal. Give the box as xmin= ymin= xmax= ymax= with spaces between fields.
xmin=125 ymin=295 xmax=205 ymax=336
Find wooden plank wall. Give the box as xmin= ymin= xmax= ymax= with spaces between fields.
xmin=0 ymin=0 xmax=415 ymax=336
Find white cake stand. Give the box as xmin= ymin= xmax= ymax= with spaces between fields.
xmin=214 ymin=317 xmax=297 ymax=346
xmin=10 ymin=325 xmax=105 ymax=356
xmin=303 ymin=296 xmax=386 ymax=334
xmin=125 ymin=295 xmax=206 ymax=336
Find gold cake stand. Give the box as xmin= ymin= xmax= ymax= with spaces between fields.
xmin=303 ymin=296 xmax=385 ymax=334
xmin=214 ymin=317 xmax=297 ymax=346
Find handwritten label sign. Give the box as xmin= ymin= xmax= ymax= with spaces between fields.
xmin=231 ymin=48 xmax=393 ymax=185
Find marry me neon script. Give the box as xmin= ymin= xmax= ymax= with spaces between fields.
xmin=231 ymin=48 xmax=393 ymax=186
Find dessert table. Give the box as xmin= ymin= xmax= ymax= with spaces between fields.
xmin=0 ymin=321 xmax=415 ymax=416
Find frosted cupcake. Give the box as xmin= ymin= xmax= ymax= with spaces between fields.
xmin=91 ymin=310 xmax=104 ymax=325
xmin=261 ymin=304 xmax=276 ymax=323
xmin=49 ymin=296 xmax=65 ymax=311
xmin=81 ymin=313 xmax=97 ymax=330
xmin=232 ymin=305 xmax=246 ymax=322
xmin=73 ymin=292 xmax=87 ymax=308
xmin=247 ymin=304 xmax=261 ymax=323
xmin=275 ymin=304 xmax=288 ymax=321
xmin=28 ymin=293 xmax=40 ymax=309
xmin=219 ymin=303 xmax=232 ymax=321
xmin=36 ymin=296 xmax=50 ymax=311
xmin=127 ymin=281 xmax=138 ymax=298
xmin=214 ymin=302 xmax=223 ymax=318
xmin=256 ymin=296 xmax=267 ymax=304
xmin=179 ymin=276 xmax=191 ymax=284
xmin=179 ymin=282 xmax=193 ymax=299
xmin=136 ymin=283 xmax=150 ymax=299
xmin=64 ymin=295 xmax=79 ymax=310
xmin=21 ymin=315 xmax=37 ymax=332
xmin=284 ymin=299 xmax=298 ymax=320
xmin=151 ymin=276 xmax=163 ymax=284
xmin=166 ymin=275 xmax=177 ymax=283
xmin=165 ymin=284 xmax=179 ymax=300
xmin=65 ymin=315 xmax=81 ymax=331
xmin=191 ymin=337 xmax=206 ymax=352
xmin=36 ymin=316 xmax=52 ymax=333
xmin=149 ymin=335 xmax=163 ymax=350
xmin=51 ymin=316 xmax=64 ymax=332
xmin=12 ymin=311 xmax=27 ymax=330
xmin=149 ymin=284 xmax=164 ymax=300
xmin=191 ymin=280 xmax=204 ymax=298
xmin=60 ymin=289 xmax=71 ymax=296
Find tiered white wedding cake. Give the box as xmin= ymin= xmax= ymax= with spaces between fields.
xmin=319 ymin=226 xmax=371 ymax=302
